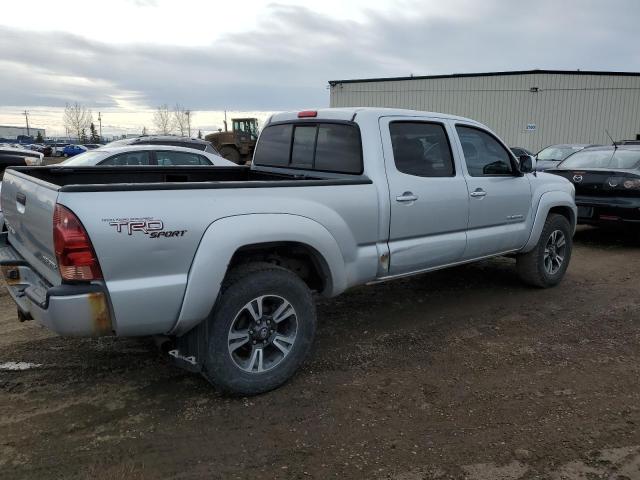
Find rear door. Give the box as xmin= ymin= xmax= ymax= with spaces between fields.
xmin=1 ymin=171 xmax=61 ymax=285
xmin=381 ymin=117 xmax=469 ymax=275
xmin=454 ymin=124 xmax=532 ymax=259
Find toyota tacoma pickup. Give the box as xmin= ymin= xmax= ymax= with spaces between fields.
xmin=0 ymin=108 xmax=577 ymax=395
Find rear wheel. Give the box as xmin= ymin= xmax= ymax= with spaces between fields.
xmin=219 ymin=146 xmax=241 ymax=164
xmin=517 ymin=213 xmax=572 ymax=287
xmin=201 ymin=263 xmax=316 ymax=395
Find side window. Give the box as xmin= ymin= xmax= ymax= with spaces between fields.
xmin=100 ymin=151 xmax=151 ymax=166
xmin=156 ymin=151 xmax=209 ymax=166
xmin=291 ymin=126 xmax=316 ymax=168
xmin=315 ymin=124 xmax=362 ymax=173
xmin=253 ymin=124 xmax=293 ymax=167
xmin=456 ymin=126 xmax=514 ymax=176
xmin=389 ymin=122 xmax=455 ymax=177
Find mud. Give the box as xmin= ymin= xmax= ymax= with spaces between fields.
xmin=1 ymin=226 xmax=639 ymax=479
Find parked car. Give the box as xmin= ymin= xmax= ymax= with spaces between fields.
xmin=51 ymin=143 xmax=70 ymax=157
xmin=547 ymin=145 xmax=640 ymax=227
xmin=535 ymin=144 xmax=600 ymax=171
xmin=106 ymin=136 xmax=219 ymax=155
xmin=0 ymin=108 xmax=576 ymax=395
xmin=0 ymin=146 xmax=43 ymax=227
xmin=62 ymin=145 xmax=89 ymax=157
xmin=27 ymin=144 xmax=51 ymax=156
xmin=510 ymin=147 xmax=534 ymax=157
xmin=0 ymin=146 xmax=43 ymax=169
xmin=60 ymin=145 xmax=233 ymax=166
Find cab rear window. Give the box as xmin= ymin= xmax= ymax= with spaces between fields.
xmin=254 ymin=122 xmax=363 ymax=174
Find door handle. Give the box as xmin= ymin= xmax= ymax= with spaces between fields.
xmin=16 ymin=192 xmax=26 ymax=213
xmin=396 ymin=192 xmax=418 ymax=203
xmin=469 ymin=189 xmax=487 ymax=198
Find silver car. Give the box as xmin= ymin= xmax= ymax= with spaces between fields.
xmin=60 ymin=144 xmax=234 ymax=167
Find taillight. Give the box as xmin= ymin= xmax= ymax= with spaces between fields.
xmin=53 ymin=204 xmax=102 ymax=281
xmin=623 ymin=178 xmax=640 ymax=190
xmin=298 ymin=110 xmax=318 ymax=118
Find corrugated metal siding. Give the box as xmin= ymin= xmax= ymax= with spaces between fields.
xmin=329 ymin=73 xmax=640 ymax=152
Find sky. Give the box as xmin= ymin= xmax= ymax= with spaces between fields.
xmin=0 ymin=0 xmax=639 ymax=138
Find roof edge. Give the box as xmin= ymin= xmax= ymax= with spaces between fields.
xmin=328 ymin=69 xmax=640 ymax=86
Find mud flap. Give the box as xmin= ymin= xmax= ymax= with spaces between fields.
xmin=169 ymin=321 xmax=208 ymax=373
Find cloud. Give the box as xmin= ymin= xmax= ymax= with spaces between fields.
xmin=127 ymin=0 xmax=159 ymax=7
xmin=0 ymin=0 xmax=639 ymax=112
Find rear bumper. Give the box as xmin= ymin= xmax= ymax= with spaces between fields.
xmin=0 ymin=233 xmax=113 ymax=336
xmin=576 ymin=195 xmax=640 ymax=225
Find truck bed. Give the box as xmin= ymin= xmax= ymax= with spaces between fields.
xmin=6 ymin=166 xmax=371 ymax=192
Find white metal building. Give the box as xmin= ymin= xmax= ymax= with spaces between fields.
xmin=329 ymin=70 xmax=640 ymax=153
xmin=0 ymin=125 xmax=46 ymax=140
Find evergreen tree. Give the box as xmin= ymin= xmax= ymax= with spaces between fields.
xmin=198 ymin=130 xmax=202 ymax=139
xmin=35 ymin=131 xmax=44 ymax=143
xmin=89 ymin=123 xmax=100 ymax=143
xmin=80 ymin=128 xmax=88 ymax=143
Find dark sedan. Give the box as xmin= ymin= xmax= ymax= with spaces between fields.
xmin=547 ymin=145 xmax=640 ymax=227
xmin=535 ymin=144 xmax=600 ymax=171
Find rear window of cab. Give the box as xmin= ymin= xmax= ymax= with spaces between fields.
xmin=253 ymin=122 xmax=363 ymax=174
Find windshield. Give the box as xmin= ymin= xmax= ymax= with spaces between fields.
xmin=537 ymin=146 xmax=583 ymax=161
xmin=559 ymin=149 xmax=640 ymax=170
xmin=60 ymin=151 xmax=106 ymax=166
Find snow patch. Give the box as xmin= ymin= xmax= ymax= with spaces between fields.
xmin=0 ymin=362 xmax=42 ymax=371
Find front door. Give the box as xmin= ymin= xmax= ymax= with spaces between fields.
xmin=454 ymin=124 xmax=532 ymax=259
xmin=381 ymin=118 xmax=470 ymax=276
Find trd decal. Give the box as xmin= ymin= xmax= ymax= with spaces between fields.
xmin=109 ymin=219 xmax=163 ymax=235
xmin=150 ymin=230 xmax=187 ymax=238
xmin=102 ymin=217 xmax=187 ymax=239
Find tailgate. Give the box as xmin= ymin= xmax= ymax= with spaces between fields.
xmin=1 ymin=169 xmax=62 ymax=285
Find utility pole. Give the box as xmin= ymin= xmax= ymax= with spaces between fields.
xmin=224 ymin=110 xmax=228 ymax=132
xmin=186 ymin=110 xmax=191 ymax=137
xmin=24 ymin=110 xmax=30 ymax=137
xmin=97 ymin=112 xmax=102 ymax=142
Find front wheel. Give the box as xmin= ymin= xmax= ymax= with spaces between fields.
xmin=516 ymin=213 xmax=573 ymax=288
xmin=219 ymin=146 xmax=241 ymax=164
xmin=202 ymin=263 xmax=316 ymax=395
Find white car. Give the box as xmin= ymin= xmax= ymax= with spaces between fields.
xmin=59 ymin=144 xmax=235 ymax=167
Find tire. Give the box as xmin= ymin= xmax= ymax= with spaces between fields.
xmin=201 ymin=263 xmax=316 ymax=395
xmin=219 ymin=146 xmax=241 ymax=164
xmin=516 ymin=213 xmax=572 ymax=288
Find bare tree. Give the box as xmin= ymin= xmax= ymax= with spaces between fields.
xmin=173 ymin=104 xmax=192 ymax=136
xmin=153 ymin=104 xmax=173 ymax=135
xmin=63 ymin=103 xmax=92 ymax=141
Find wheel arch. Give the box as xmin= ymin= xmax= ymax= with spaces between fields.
xmin=521 ymin=191 xmax=577 ymax=253
xmin=169 ymin=214 xmax=346 ymax=336
xmin=227 ymin=241 xmax=333 ymax=294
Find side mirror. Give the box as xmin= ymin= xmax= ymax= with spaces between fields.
xmin=519 ymin=154 xmax=536 ymax=173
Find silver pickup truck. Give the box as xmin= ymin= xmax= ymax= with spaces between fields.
xmin=0 ymin=108 xmax=576 ymax=395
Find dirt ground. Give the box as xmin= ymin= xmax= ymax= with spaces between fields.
xmin=1 ymin=226 xmax=639 ymax=480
